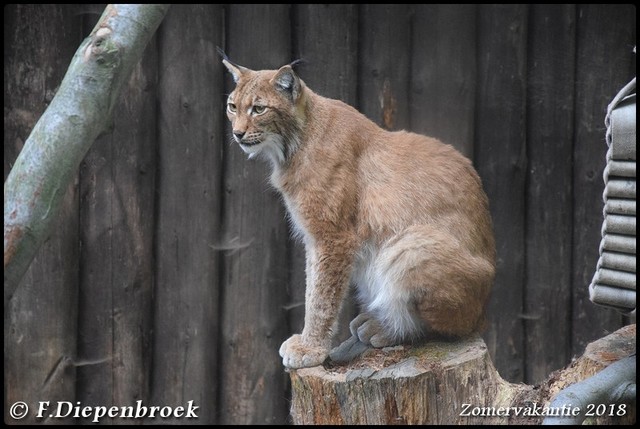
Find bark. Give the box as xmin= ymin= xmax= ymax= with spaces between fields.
xmin=289 ymin=325 xmax=635 ymax=424
xmin=3 ymin=4 xmax=170 ymax=308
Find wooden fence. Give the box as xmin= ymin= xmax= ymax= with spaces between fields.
xmin=4 ymin=4 xmax=636 ymax=424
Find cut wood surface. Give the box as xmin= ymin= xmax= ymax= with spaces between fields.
xmin=543 ymin=324 xmax=636 ymax=401
xmin=290 ymin=325 xmax=635 ymax=425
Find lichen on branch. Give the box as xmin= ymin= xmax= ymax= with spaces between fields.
xmin=4 ymin=4 xmax=170 ymax=308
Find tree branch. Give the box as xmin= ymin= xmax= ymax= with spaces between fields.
xmin=4 ymin=4 xmax=170 ymax=308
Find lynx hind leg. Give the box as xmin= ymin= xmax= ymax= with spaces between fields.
xmin=349 ymin=312 xmax=397 ymax=348
xmin=369 ymin=225 xmax=494 ymax=340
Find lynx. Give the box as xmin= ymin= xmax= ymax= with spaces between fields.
xmin=222 ymin=56 xmax=496 ymax=369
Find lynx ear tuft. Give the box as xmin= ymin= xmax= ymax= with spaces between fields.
xmin=217 ymin=47 xmax=250 ymax=83
xmin=272 ymin=65 xmax=301 ymax=101
xmin=289 ymin=59 xmax=306 ymax=69
xmin=222 ymin=60 xmax=243 ymax=83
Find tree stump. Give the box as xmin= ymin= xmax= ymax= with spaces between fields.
xmin=289 ymin=325 xmax=635 ymax=425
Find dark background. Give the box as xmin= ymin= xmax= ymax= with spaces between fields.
xmin=4 ymin=4 xmax=636 ymax=424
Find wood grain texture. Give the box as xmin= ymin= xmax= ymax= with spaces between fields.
xmin=218 ymin=4 xmax=291 ymax=424
xmin=151 ymin=4 xmax=223 ymax=423
xmin=546 ymin=324 xmax=636 ymax=404
xmin=289 ymin=325 xmax=636 ymax=425
xmin=410 ymin=4 xmax=477 ymax=157
xmin=474 ymin=4 xmax=528 ymax=383
xmin=358 ymin=4 xmax=411 ymax=131
xmin=291 ymin=337 xmax=520 ymax=425
xmin=524 ymin=4 xmax=576 ymax=385
xmin=293 ymin=4 xmax=359 ymax=105
xmin=291 ymin=4 xmax=359 ymax=344
xmin=3 ymin=4 xmax=79 ymax=424
xmin=76 ymin=8 xmax=157 ymax=418
xmin=570 ymin=4 xmax=635 ymax=357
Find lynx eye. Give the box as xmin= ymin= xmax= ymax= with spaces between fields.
xmin=227 ymin=102 xmax=237 ymax=113
xmin=252 ymin=105 xmax=267 ymax=115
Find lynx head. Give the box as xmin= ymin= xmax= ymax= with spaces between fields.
xmin=221 ymin=54 xmax=305 ymax=166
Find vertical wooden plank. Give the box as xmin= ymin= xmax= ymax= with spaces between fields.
xmin=524 ymin=4 xmax=576 ymax=384
xmin=571 ymin=5 xmax=635 ymax=356
xmin=410 ymin=5 xmax=477 ymax=157
xmin=293 ymin=5 xmax=358 ymax=104
xmin=474 ymin=5 xmax=528 ymax=383
xmin=219 ymin=4 xmax=291 ymax=424
xmin=358 ymin=4 xmax=411 ymax=131
xmin=152 ymin=4 xmax=223 ymax=423
xmin=4 ymin=4 xmax=79 ymax=424
xmin=291 ymin=4 xmax=359 ymax=343
xmin=76 ymin=7 xmax=157 ymax=417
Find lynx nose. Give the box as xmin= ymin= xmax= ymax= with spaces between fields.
xmin=233 ymin=131 xmax=245 ymax=141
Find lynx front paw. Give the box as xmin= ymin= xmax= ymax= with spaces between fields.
xmin=279 ymin=334 xmax=328 ymax=369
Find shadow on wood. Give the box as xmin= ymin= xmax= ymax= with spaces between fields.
xmin=289 ymin=325 xmax=635 ymax=425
